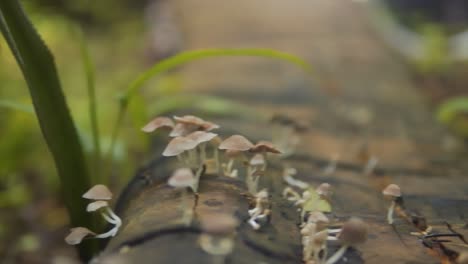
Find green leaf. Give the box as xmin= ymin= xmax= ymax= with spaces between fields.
xmin=0 ymin=100 xmax=34 ymax=114
xmin=302 ymin=188 xmax=332 ymax=213
xmin=0 ymin=0 xmax=97 ymax=259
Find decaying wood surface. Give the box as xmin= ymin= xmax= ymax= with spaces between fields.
xmin=92 ymin=1 xmax=468 ymax=263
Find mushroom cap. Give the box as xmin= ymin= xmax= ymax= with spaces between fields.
xmin=141 ymin=116 xmax=174 ymax=133
xmin=169 ymin=123 xmax=198 ymax=137
xmin=307 ymin=211 xmax=330 ymax=225
xmin=270 ymin=114 xmax=309 ymax=132
xmin=65 ymin=227 xmax=96 ymax=245
xmin=256 ymin=189 xmax=269 ymax=199
xmin=174 ymin=115 xmax=220 ymax=131
xmin=82 ymin=184 xmax=113 ymax=200
xmin=249 ymin=154 xmax=265 ymax=166
xmin=250 ymin=141 xmax=281 ymax=154
xmin=185 ymin=131 xmax=218 ymax=144
xmin=162 ymin=137 xmax=198 ymax=156
xmin=316 ymin=183 xmax=332 ymax=197
xmin=219 ymin=135 xmax=254 ymax=151
xmin=225 ymin=149 xmax=242 ymax=158
xmin=86 ymin=200 xmax=109 ymax=212
xmin=338 ymin=217 xmax=368 ymax=245
xmin=382 ymin=184 xmax=401 ymax=197
xmin=168 ymin=168 xmax=195 ymax=188
xmin=199 ymin=213 xmax=239 ymax=235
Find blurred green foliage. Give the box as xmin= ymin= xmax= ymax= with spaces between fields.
xmin=437 ymin=96 xmax=468 ymax=138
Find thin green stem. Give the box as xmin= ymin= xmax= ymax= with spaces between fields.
xmin=77 ymin=27 xmax=101 ymax=182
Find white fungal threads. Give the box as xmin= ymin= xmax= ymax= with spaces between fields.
xmin=248 ymin=189 xmax=271 ymax=230
xmin=65 ymin=185 xmax=122 ymax=245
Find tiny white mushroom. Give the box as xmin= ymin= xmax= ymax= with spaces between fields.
xmin=382 ymin=184 xmax=402 ymax=225
xmin=82 ymin=184 xmax=113 ymax=200
xmin=65 ymin=227 xmax=96 ymax=245
xmin=168 ymin=168 xmax=196 ymax=225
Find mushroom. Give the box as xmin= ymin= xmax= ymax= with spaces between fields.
xmin=221 ymin=150 xmax=242 ymax=178
xmin=168 ymin=168 xmax=196 ymax=225
xmin=65 ymin=227 xmax=96 ymax=245
xmin=246 ymin=154 xmax=265 ymax=194
xmin=85 ymin=199 xmax=122 ymax=238
xmin=283 ymin=167 xmax=309 ymax=189
xmin=219 ymin=135 xmax=254 ymax=177
xmin=162 ymin=136 xmax=198 ymax=166
xmin=382 ymin=184 xmax=402 ymax=225
xmin=199 ymin=213 xmax=238 ymax=261
xmin=316 ymin=183 xmax=332 ymax=203
xmin=185 ymin=131 xmax=218 ymax=165
xmin=170 ymin=115 xmax=219 ymax=137
xmin=248 ymin=189 xmax=271 ymax=230
xmin=325 ymin=217 xmax=368 ymax=264
xmin=270 ymin=114 xmax=308 ymax=156
xmin=249 ymin=140 xmax=281 ymax=171
xmin=141 ymin=116 xmax=174 ymax=133
xmin=82 ymin=184 xmax=113 ymax=200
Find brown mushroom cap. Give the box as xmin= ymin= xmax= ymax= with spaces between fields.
xmin=86 ymin=200 xmax=109 ymax=212
xmin=162 ymin=137 xmax=198 ymax=156
xmin=65 ymin=227 xmax=96 ymax=245
xmin=219 ymin=135 xmax=254 ymax=151
xmin=338 ymin=217 xmax=368 ymax=245
xmin=250 ymin=141 xmax=281 ymax=154
xmin=199 ymin=213 xmax=239 ymax=235
xmin=174 ymin=115 xmax=220 ymax=131
xmin=141 ymin=116 xmax=174 ymax=133
xmin=185 ymin=131 xmax=218 ymax=145
xmin=169 ymin=123 xmax=198 ymax=137
xmin=168 ymin=168 xmax=195 ymax=188
xmin=382 ymin=184 xmax=401 ymax=197
xmin=82 ymin=184 xmax=113 ymax=200
xmin=316 ymin=183 xmax=332 ymax=197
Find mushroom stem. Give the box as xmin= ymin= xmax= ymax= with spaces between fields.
xmin=214 ymin=148 xmax=220 ymax=174
xmin=199 ymin=143 xmax=207 ymax=164
xmin=94 ymin=226 xmax=119 ymax=238
xmin=181 ymin=188 xmax=193 ymax=226
xmin=325 ymin=245 xmax=349 ymax=264
xmin=105 ymin=207 xmax=122 ymax=226
xmin=101 ymin=212 xmax=118 ymax=225
xmin=387 ymin=201 xmax=396 ymax=224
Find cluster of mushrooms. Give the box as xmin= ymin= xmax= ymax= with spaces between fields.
xmin=63 ymin=114 xmax=467 ymax=264
xmin=382 ymin=184 xmax=468 ymax=264
xmin=65 ymin=185 xmax=121 ymax=245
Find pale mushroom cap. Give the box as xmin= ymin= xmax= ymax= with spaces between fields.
xmin=382 ymin=184 xmax=401 ymax=197
xmin=256 ymin=189 xmax=269 ymax=199
xmin=169 ymin=123 xmax=198 ymax=137
xmin=307 ymin=211 xmax=330 ymax=225
xmin=218 ymin=135 xmax=254 ymax=151
xmin=199 ymin=213 xmax=239 ymax=235
xmin=82 ymin=184 xmax=113 ymax=200
xmin=162 ymin=137 xmax=198 ymax=156
xmin=316 ymin=183 xmax=332 ymax=197
xmin=225 ymin=149 xmax=242 ymax=158
xmin=86 ymin=200 xmax=109 ymax=212
xmin=185 ymin=131 xmax=218 ymax=144
xmin=249 ymin=154 xmax=265 ymax=166
xmin=174 ymin=115 xmax=220 ymax=131
xmin=338 ymin=217 xmax=368 ymax=245
xmin=141 ymin=116 xmax=174 ymax=133
xmin=168 ymin=168 xmax=195 ymax=188
xmin=174 ymin=115 xmax=205 ymax=125
xmin=65 ymin=227 xmax=96 ymax=245
xmin=250 ymin=140 xmax=281 ymax=154
xmin=270 ymin=114 xmax=309 ymax=132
